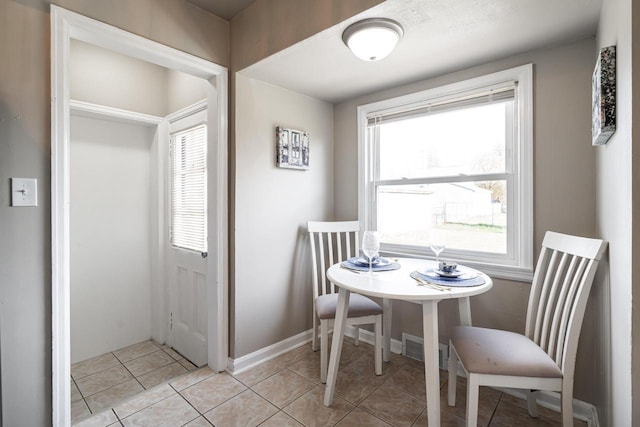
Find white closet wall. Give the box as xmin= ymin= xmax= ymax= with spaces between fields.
xmin=70 ymin=115 xmax=155 ymax=363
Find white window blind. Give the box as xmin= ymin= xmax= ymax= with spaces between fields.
xmin=170 ymin=124 xmax=207 ymax=254
xmin=366 ymin=85 xmax=515 ymax=126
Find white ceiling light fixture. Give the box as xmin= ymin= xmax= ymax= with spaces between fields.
xmin=342 ymin=18 xmax=404 ymax=62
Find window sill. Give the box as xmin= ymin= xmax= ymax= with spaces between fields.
xmin=381 ymin=250 xmax=534 ymax=283
xmin=457 ymin=260 xmax=534 ymax=283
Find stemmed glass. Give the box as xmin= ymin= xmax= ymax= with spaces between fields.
xmin=429 ymin=229 xmax=446 ymax=266
xmin=361 ymin=231 xmax=380 ymax=275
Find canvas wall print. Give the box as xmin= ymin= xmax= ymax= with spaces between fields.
xmin=276 ymin=126 xmax=310 ymax=170
xmin=592 ymin=45 xmax=616 ymax=146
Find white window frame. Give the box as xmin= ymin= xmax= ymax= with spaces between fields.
xmin=357 ymin=64 xmax=533 ymax=281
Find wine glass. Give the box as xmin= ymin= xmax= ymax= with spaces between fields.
xmin=361 ymin=231 xmax=380 ymax=275
xmin=429 ymin=229 xmax=446 ymax=266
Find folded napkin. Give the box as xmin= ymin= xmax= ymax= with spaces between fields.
xmin=341 ymin=257 xmax=401 ymax=272
xmin=410 ymin=269 xmax=486 ymax=287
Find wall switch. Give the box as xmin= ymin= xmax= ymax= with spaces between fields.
xmin=11 ymin=178 xmax=37 ymax=207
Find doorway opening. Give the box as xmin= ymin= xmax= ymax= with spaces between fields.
xmin=51 ymin=6 xmax=228 ymax=426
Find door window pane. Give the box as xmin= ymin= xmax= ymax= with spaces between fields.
xmin=170 ymin=124 xmax=207 ymax=253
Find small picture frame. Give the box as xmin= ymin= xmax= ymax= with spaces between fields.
xmin=276 ymin=126 xmax=309 ymax=170
xmin=591 ymin=45 xmax=616 ymax=146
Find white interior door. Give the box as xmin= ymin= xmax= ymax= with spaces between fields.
xmin=168 ymin=248 xmax=208 ymax=366
xmin=166 ymin=106 xmax=209 ymax=367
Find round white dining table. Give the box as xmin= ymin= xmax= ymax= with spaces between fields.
xmin=323 ymin=258 xmax=493 ymax=427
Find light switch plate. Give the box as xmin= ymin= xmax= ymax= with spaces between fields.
xmin=11 ymin=177 xmax=37 ymax=207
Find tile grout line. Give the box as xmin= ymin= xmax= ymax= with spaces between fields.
xmin=114 ymin=355 xmax=148 ymax=393
xmin=353 ymin=392 xmax=400 ymax=426
xmin=133 ymin=358 xmax=180 ymax=387
xmin=82 ymin=349 xmax=176 ymax=414
xmin=71 ymin=353 xmax=123 ymax=382
xmin=76 ymin=355 xmax=133 ymax=412
xmin=255 ymin=410 xmax=288 ymax=426
xmin=245 ymin=367 xmax=315 ymax=411
xmin=110 ymin=408 xmax=125 ymax=426
xmin=410 ymin=408 xmax=427 ymax=427
xmin=114 ymin=382 xmax=196 ymax=425
xmin=277 ymin=386 xmax=317 ymax=426
xmin=233 ymin=362 xmax=290 ymax=389
xmin=486 ymin=390 xmax=504 ymax=426
xmin=172 ymin=383 xmax=217 ymax=425
xmin=234 ymin=363 xmax=294 ymax=416
xmin=82 ymin=397 xmax=93 ymax=416
xmin=334 ymin=359 xmax=426 ymax=426
xmin=110 ymin=382 xmax=181 ymax=423
xmin=112 ymin=342 xmax=162 ymax=366
xmin=70 ymin=375 xmax=83 ymax=400
xmin=115 ymin=346 xmax=185 ymax=389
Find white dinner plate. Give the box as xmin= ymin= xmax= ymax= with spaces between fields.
xmin=434 ymin=269 xmax=464 ymax=278
xmin=419 ymin=268 xmax=475 ymax=279
xmin=350 ymin=256 xmax=391 ymax=267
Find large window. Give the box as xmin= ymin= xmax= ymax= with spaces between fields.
xmin=358 ymin=65 xmax=533 ymax=280
xmin=170 ymin=124 xmax=207 ymax=254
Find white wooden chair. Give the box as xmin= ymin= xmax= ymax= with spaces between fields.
xmin=448 ymin=231 xmax=607 ymax=426
xmin=307 ymin=220 xmax=383 ymax=383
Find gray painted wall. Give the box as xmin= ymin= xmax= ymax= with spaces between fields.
xmin=333 ymin=38 xmax=600 ymax=403
xmin=227 ymin=0 xmax=386 ymax=360
xmin=233 ymin=74 xmax=334 ymax=357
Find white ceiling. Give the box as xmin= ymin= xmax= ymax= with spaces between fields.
xmin=187 ymin=0 xmax=254 ymax=20
xmin=240 ymin=0 xmax=603 ymax=103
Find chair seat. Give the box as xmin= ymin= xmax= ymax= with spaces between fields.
xmin=315 ymin=293 xmax=383 ymax=320
xmin=451 ymin=326 xmax=563 ymax=378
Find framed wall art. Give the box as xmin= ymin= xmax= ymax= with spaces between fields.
xmin=276 ymin=126 xmax=309 ymax=170
xmin=591 ymin=45 xmax=616 ymax=146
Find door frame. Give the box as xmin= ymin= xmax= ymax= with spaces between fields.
xmin=50 ymin=6 xmax=229 ymax=426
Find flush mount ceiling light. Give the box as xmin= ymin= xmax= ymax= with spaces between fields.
xmin=342 ymin=18 xmax=404 ymax=62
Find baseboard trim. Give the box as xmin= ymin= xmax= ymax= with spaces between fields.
xmin=351 ymin=326 xmax=403 ymax=354
xmin=227 ymin=329 xmax=313 ymax=375
xmin=495 ymin=387 xmax=599 ymax=427
xmin=226 ymin=326 xmax=403 ymax=375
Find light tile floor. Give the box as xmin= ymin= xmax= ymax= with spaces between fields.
xmin=73 ymin=337 xmax=588 ymax=427
xmin=72 ymin=340 xmax=198 ymax=424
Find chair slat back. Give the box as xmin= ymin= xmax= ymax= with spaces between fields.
xmin=525 ymin=231 xmax=607 ymax=372
xmin=308 ymin=221 xmax=360 ymax=299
